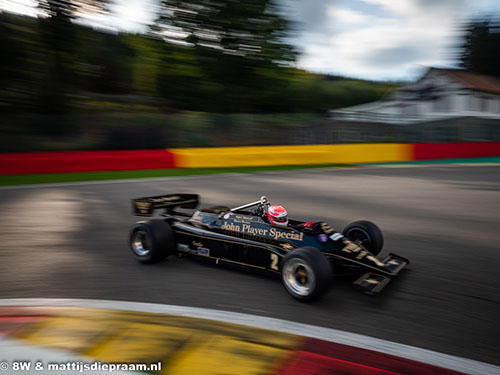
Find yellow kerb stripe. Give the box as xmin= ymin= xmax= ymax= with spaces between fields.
xmin=169 ymin=144 xmax=413 ymax=168
xmin=13 ymin=308 xmax=300 ymax=375
xmin=166 ymin=335 xmax=288 ymax=375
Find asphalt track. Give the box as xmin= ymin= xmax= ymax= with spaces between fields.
xmin=0 ymin=165 xmax=499 ymax=367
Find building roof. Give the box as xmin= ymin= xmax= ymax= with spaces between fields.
xmin=430 ymin=68 xmax=500 ymax=95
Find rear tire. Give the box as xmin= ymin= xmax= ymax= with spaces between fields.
xmin=129 ymin=219 xmax=175 ymax=263
xmin=280 ymin=247 xmax=332 ymax=301
xmin=342 ymin=220 xmax=383 ymax=256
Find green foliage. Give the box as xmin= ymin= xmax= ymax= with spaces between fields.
xmin=76 ymin=31 xmax=135 ymax=93
xmin=35 ymin=0 xmax=110 ymax=113
xmin=0 ymin=14 xmax=26 ymax=86
xmin=0 ymin=164 xmax=352 ymax=186
xmin=0 ymin=13 xmax=46 ymax=112
xmin=0 ymin=4 xmax=394 ymax=117
xmin=155 ymin=0 xmax=296 ymax=64
xmin=151 ymin=0 xmax=300 ymax=112
xmin=0 ymin=112 xmax=325 ymax=152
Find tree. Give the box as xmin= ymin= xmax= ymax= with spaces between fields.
xmin=460 ymin=18 xmax=500 ymax=78
xmin=0 ymin=13 xmax=27 ymax=90
xmin=154 ymin=0 xmax=295 ymax=64
xmin=152 ymin=0 xmax=296 ymax=112
xmin=36 ymin=0 xmax=111 ymax=113
xmin=38 ymin=0 xmax=109 ymax=18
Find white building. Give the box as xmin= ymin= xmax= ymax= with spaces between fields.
xmin=330 ymin=68 xmax=500 ymax=124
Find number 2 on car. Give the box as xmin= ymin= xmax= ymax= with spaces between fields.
xmin=270 ymin=253 xmax=279 ymax=270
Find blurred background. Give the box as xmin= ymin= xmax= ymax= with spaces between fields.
xmin=1 ymin=0 xmax=500 ymax=152
xmin=1 ymin=3 xmax=500 ymax=370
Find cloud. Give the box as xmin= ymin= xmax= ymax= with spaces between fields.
xmin=299 ymin=1 xmax=330 ymax=30
xmin=293 ymin=0 xmax=466 ymax=80
xmin=364 ymin=46 xmax=425 ymax=67
xmin=281 ymin=0 xmax=337 ymax=33
xmin=0 ymin=0 xmax=39 ymax=17
xmin=326 ymin=7 xmax=369 ymax=24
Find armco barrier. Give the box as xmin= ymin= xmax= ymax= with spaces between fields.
xmin=0 ymin=150 xmax=176 ymax=175
xmin=170 ymin=144 xmax=413 ymax=168
xmin=413 ymin=142 xmax=500 ymax=160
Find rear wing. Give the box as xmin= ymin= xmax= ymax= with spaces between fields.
xmin=132 ymin=194 xmax=199 ymax=216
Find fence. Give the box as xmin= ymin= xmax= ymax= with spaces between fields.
xmin=1 ymin=113 xmax=499 ymax=153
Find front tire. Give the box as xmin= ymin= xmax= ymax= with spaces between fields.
xmin=342 ymin=220 xmax=384 ymax=256
xmin=280 ymin=247 xmax=332 ymax=301
xmin=129 ymin=219 xmax=175 ymax=263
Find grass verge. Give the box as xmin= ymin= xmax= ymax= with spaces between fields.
xmin=0 ymin=164 xmax=349 ymax=186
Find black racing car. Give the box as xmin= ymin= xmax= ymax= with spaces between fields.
xmin=129 ymin=194 xmax=409 ymax=300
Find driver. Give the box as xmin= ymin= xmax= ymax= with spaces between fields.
xmin=267 ymin=205 xmax=288 ymax=227
xmin=257 ymin=197 xmax=314 ymax=229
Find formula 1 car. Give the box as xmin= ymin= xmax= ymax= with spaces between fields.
xmin=129 ymin=194 xmax=409 ymax=300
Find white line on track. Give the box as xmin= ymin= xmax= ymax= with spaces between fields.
xmin=1 ymin=298 xmax=499 ymax=375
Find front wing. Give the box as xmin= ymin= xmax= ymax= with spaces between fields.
xmin=353 ymin=253 xmax=409 ymax=294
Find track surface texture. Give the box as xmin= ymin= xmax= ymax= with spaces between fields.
xmin=1 ymin=165 xmax=499 ymax=366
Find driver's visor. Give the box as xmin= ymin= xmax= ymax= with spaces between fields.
xmin=273 ymin=216 xmax=288 ymax=222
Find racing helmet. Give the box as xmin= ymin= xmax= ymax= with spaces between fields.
xmin=268 ymin=205 xmax=288 ymax=227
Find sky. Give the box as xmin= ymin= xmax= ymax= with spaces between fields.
xmin=282 ymin=0 xmax=500 ymax=80
xmin=1 ymin=0 xmax=500 ymax=81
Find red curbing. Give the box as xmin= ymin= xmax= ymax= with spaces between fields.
xmin=274 ymin=338 xmax=466 ymax=375
xmin=0 ymin=150 xmax=176 ymax=175
xmin=413 ymin=142 xmax=500 ymax=160
xmin=1 ymin=142 xmax=500 ymax=175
